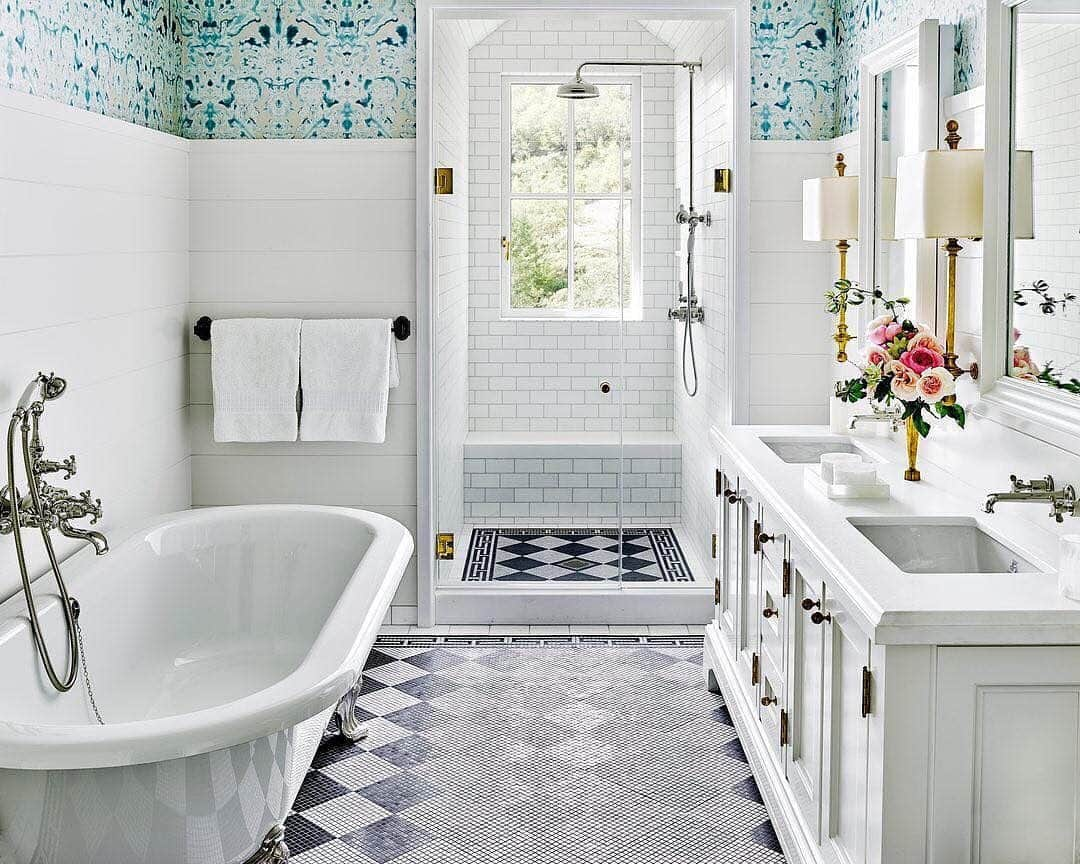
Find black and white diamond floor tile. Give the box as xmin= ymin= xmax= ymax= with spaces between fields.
xmin=286 ymin=639 xmax=784 ymax=864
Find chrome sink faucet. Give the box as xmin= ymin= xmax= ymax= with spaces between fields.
xmin=849 ymin=403 xmax=902 ymax=433
xmin=984 ymin=474 xmax=1079 ymax=523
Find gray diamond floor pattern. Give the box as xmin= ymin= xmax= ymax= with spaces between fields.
xmin=286 ymin=640 xmax=785 ymax=863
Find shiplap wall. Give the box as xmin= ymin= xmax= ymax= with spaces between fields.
xmin=747 ymin=135 xmax=860 ymax=425
xmin=187 ymin=140 xmax=420 ymax=624
xmin=0 ymin=90 xmax=191 ymax=604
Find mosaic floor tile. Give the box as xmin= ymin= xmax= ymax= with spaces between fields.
xmin=286 ymin=640 xmax=785 ymax=863
xmin=463 ymin=527 xmax=694 ymax=583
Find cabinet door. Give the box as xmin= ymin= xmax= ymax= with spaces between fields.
xmin=786 ymin=550 xmax=826 ymax=844
xmin=931 ymin=647 xmax=1080 ymax=864
xmin=821 ymin=609 xmax=871 ymax=864
xmin=716 ymin=468 xmax=739 ymax=659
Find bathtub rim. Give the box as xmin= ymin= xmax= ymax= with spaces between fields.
xmin=0 ymin=504 xmax=414 ymax=771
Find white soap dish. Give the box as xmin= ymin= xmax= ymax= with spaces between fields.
xmin=804 ymin=465 xmax=890 ymax=500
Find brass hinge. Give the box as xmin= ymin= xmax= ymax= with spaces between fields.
xmin=436 ymin=532 xmax=455 ymax=560
xmin=780 ymin=708 xmax=789 ymax=746
xmin=753 ymin=519 xmax=762 ymax=554
xmin=782 ymin=558 xmax=791 ymax=597
xmin=434 ymin=166 xmax=454 ymax=194
xmin=714 ymin=578 xmax=721 ymax=607
xmin=711 ymin=533 xmax=718 ymax=559
xmin=715 ymin=468 xmax=723 ymax=497
xmin=714 ymin=167 xmax=732 ymax=194
xmin=861 ymin=666 xmax=872 ymax=717
xmin=751 ymin=652 xmax=760 ymax=686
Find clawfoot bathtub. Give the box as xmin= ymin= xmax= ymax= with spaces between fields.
xmin=0 ymin=505 xmax=413 ymax=864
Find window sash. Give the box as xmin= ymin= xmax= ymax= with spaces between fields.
xmin=502 ymin=75 xmax=641 ymax=320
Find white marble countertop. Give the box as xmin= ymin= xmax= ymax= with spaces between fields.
xmin=711 ymin=424 xmax=1080 ymax=645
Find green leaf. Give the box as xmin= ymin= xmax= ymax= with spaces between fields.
xmin=911 ymin=405 xmax=932 ymax=438
xmin=873 ymin=377 xmax=892 ymax=403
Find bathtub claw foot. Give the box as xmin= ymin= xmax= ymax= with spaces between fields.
xmin=242 ymin=825 xmax=289 ymax=864
xmin=335 ymin=682 xmax=369 ymax=742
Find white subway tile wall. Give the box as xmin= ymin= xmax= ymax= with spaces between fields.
xmin=1012 ymin=22 xmax=1080 ymax=374
xmin=464 ymin=455 xmax=682 ymax=524
xmin=467 ymin=18 xmax=678 ymax=434
xmin=0 ymin=90 xmax=191 ymax=604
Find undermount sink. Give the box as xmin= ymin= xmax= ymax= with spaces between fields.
xmin=849 ymin=517 xmax=1042 ymax=574
xmin=760 ymin=436 xmax=867 ymax=464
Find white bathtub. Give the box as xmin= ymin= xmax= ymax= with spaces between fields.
xmin=0 ymin=505 xmax=413 ymax=864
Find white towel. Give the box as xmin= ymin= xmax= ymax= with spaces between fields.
xmin=211 ymin=318 xmax=301 ymax=442
xmin=300 ymin=319 xmax=399 ymax=442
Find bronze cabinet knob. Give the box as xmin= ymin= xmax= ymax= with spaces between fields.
xmin=801 ymin=597 xmax=821 ymax=611
xmin=810 ymin=610 xmax=832 ymax=625
xmin=758 ymin=532 xmax=775 ymax=545
xmin=761 ymin=695 xmax=777 ymax=706
xmin=762 ymin=607 xmax=779 ymax=619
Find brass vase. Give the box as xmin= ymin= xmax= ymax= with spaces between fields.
xmin=904 ymin=417 xmax=921 ymax=482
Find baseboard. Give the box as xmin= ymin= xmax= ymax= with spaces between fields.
xmin=704 ymin=625 xmax=823 ymax=864
xmin=435 ymin=586 xmax=713 ymax=624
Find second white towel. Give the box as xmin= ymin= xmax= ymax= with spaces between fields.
xmin=300 ymin=319 xmax=399 ymax=442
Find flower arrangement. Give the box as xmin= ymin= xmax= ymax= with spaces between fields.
xmin=834 ymin=296 xmax=964 ymax=480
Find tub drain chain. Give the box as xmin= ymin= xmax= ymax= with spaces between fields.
xmin=71 ymin=599 xmax=105 ymax=726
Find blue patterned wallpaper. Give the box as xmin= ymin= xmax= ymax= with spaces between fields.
xmin=751 ymin=0 xmax=837 ymax=140
xmin=179 ymin=0 xmax=415 ymax=138
xmin=2 ymin=0 xmax=981 ymax=140
xmin=832 ymin=0 xmax=984 ymax=136
xmin=1 ymin=0 xmax=181 ymax=132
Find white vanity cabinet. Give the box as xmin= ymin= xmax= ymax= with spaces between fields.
xmin=706 ymin=437 xmax=1080 ymax=864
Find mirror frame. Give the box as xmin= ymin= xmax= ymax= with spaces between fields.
xmin=857 ymin=19 xmax=953 ymax=336
xmin=855 ymin=19 xmax=950 ymax=336
xmin=979 ymin=0 xmax=1080 ymax=454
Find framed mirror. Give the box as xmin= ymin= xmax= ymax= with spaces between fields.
xmin=982 ymin=0 xmax=1080 ymax=450
xmin=858 ymin=20 xmax=953 ymax=331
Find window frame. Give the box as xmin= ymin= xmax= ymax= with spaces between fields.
xmin=500 ymin=73 xmax=643 ymax=321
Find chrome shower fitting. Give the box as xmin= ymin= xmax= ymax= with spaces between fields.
xmin=1 ymin=372 xmax=108 ymax=693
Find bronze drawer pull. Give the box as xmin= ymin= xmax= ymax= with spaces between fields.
xmin=801 ymin=597 xmax=820 ymax=611
xmin=762 ymin=607 xmax=779 ymax=619
xmin=810 ymin=610 xmax=832 ymax=625
xmin=761 ymin=695 xmax=778 ymax=706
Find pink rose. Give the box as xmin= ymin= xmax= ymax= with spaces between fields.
xmin=900 ymin=346 xmax=945 ymax=375
xmin=907 ymin=330 xmax=944 ymax=354
xmin=916 ymin=368 xmax=956 ymax=404
xmin=864 ymin=346 xmax=888 ymax=367
xmin=868 ymin=321 xmax=903 ymax=346
xmin=1013 ymin=345 xmax=1040 ymax=379
xmin=890 ymin=364 xmax=920 ymax=401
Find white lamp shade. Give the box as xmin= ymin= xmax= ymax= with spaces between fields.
xmin=894 ymin=148 xmax=984 ymax=239
xmin=1012 ymin=149 xmax=1034 ymax=241
xmin=803 ymin=175 xmax=860 ymax=241
xmin=879 ymin=176 xmax=897 ymax=242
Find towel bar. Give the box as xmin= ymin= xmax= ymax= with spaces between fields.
xmin=193 ymin=316 xmax=411 ymax=342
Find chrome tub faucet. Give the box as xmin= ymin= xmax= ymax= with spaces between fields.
xmin=849 ymin=403 xmax=902 ymax=433
xmin=1 ymin=373 xmax=107 ymax=693
xmin=984 ymin=474 xmax=1079 ymax=523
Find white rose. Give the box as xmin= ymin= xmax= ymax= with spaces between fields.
xmin=915 ymin=367 xmax=956 ymax=404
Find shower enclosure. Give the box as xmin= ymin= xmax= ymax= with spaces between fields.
xmin=418 ymin=4 xmax=736 ymax=624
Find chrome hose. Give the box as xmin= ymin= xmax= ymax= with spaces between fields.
xmin=6 ymin=391 xmax=80 ymax=693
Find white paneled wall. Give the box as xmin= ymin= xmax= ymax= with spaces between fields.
xmin=654 ymin=17 xmax=733 ymax=583
xmin=187 ymin=140 xmax=420 ymax=623
xmin=0 ymin=90 xmax=191 ymax=604
xmin=747 ymin=137 xmax=857 ymax=425
xmin=467 ymin=17 xmax=677 ymax=434
xmin=433 ymin=20 xmax=472 ymax=551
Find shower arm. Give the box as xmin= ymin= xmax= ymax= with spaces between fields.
xmin=571 ymin=59 xmax=702 ymax=210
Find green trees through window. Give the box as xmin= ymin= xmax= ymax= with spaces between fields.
xmin=507 ymin=81 xmax=635 ymax=315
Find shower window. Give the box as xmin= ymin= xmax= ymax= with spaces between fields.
xmin=502 ymin=77 xmax=641 ymax=319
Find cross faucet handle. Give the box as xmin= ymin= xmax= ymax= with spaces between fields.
xmin=1010 ymin=474 xmax=1055 ymax=493
xmin=78 ymin=491 xmax=103 ymax=524
xmin=37 ymin=455 xmax=76 ymax=480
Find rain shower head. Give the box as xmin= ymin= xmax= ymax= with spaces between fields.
xmin=556 ymin=76 xmax=600 ymax=100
